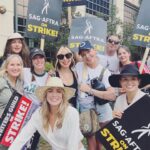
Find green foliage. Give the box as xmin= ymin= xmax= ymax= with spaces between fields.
xmin=45 ymin=61 xmax=54 ymax=72
xmin=107 ymin=5 xmax=122 ymax=35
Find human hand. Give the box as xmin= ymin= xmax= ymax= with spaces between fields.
xmin=113 ymin=111 xmax=124 ymax=119
xmin=48 ymin=69 xmax=56 ymax=77
xmin=79 ymin=83 xmax=91 ymax=93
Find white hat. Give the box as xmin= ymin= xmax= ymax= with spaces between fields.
xmin=8 ymin=33 xmax=23 ymax=40
xmin=35 ymin=77 xmax=75 ymax=101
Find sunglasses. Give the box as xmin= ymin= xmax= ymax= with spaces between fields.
xmin=108 ymin=39 xmax=120 ymax=45
xmin=57 ymin=53 xmax=72 ymax=60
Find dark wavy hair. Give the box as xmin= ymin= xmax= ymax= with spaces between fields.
xmin=2 ymin=38 xmax=31 ymax=67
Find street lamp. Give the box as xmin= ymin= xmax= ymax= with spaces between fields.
xmin=0 ymin=6 xmax=6 ymax=14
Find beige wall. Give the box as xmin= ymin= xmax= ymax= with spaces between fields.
xmin=0 ymin=0 xmax=14 ymax=56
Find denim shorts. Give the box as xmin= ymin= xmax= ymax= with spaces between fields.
xmin=96 ymin=103 xmax=113 ymax=122
xmin=79 ymin=102 xmax=113 ymax=123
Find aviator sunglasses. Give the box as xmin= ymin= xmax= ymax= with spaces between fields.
xmin=108 ymin=39 xmax=120 ymax=45
xmin=57 ymin=53 xmax=72 ymax=60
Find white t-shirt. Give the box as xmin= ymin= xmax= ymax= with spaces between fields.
xmin=98 ymin=53 xmax=119 ymax=74
xmin=23 ymin=68 xmax=48 ymax=104
xmin=75 ymin=62 xmax=111 ymax=105
xmin=23 ymin=68 xmax=48 ymax=123
xmin=8 ymin=106 xmax=83 ymax=150
xmin=114 ymin=90 xmax=145 ymax=112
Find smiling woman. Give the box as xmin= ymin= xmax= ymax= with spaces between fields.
xmin=0 ymin=33 xmax=30 ymax=67
xmin=0 ymin=54 xmax=24 ymax=150
xmin=48 ymin=45 xmax=78 ymax=108
xmin=109 ymin=64 xmax=150 ymax=119
xmin=9 ymin=77 xmax=85 ymax=150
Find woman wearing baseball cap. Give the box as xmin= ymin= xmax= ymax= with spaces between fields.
xmin=22 ymin=48 xmax=48 ymax=149
xmin=0 ymin=33 xmax=30 ymax=67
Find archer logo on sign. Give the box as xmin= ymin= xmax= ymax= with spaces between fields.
xmin=0 ymin=91 xmax=32 ymax=147
xmin=26 ymin=0 xmax=62 ymax=40
xmin=68 ymin=17 xmax=106 ymax=53
xmin=84 ymin=19 xmax=93 ymax=35
xmin=131 ymin=0 xmax=150 ymax=47
xmin=96 ymin=95 xmax=150 ymax=150
xmin=41 ymin=0 xmax=50 ymax=15
xmin=131 ymin=123 xmax=150 ymax=139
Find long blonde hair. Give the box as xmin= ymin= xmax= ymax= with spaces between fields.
xmin=41 ymin=88 xmax=69 ymax=132
xmin=0 ymin=54 xmax=23 ymax=80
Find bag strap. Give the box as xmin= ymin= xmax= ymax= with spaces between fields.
xmin=98 ymin=67 xmax=106 ymax=81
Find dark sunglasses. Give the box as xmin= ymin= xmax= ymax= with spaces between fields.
xmin=57 ymin=53 xmax=72 ymax=60
xmin=108 ymin=39 xmax=120 ymax=45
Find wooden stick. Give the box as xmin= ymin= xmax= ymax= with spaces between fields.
xmin=139 ymin=47 xmax=150 ymax=73
xmin=40 ymin=38 xmax=45 ymax=51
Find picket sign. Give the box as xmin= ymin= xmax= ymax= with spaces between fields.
xmin=0 ymin=91 xmax=32 ymax=147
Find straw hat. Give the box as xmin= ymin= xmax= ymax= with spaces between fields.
xmin=8 ymin=33 xmax=23 ymax=40
xmin=35 ymin=77 xmax=75 ymax=101
xmin=109 ymin=64 xmax=150 ymax=88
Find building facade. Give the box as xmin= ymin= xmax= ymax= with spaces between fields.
xmin=74 ymin=0 xmax=140 ymax=35
xmin=0 ymin=0 xmax=141 ymax=55
xmin=0 ymin=0 xmax=14 ymax=55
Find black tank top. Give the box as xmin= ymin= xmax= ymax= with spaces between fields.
xmin=56 ymin=70 xmax=78 ymax=108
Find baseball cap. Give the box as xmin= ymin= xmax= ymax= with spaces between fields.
xmin=30 ymin=48 xmax=45 ymax=59
xmin=8 ymin=33 xmax=23 ymax=40
xmin=78 ymin=40 xmax=94 ymax=54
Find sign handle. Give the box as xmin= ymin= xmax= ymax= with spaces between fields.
xmin=68 ymin=6 xmax=72 ymax=28
xmin=139 ymin=47 xmax=150 ymax=73
xmin=40 ymin=37 xmax=45 ymax=51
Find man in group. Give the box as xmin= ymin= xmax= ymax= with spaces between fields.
xmin=75 ymin=40 xmax=116 ymax=150
xmin=98 ymin=34 xmax=121 ymax=74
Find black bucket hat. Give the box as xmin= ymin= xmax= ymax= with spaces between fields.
xmin=78 ymin=40 xmax=94 ymax=55
xmin=109 ymin=64 xmax=150 ymax=88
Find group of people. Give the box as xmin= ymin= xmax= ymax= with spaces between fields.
xmin=0 ymin=32 xmax=149 ymax=150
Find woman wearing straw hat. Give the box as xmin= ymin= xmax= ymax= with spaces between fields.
xmin=9 ymin=77 xmax=85 ymax=150
xmin=109 ymin=64 xmax=150 ymax=119
xmin=0 ymin=33 xmax=30 ymax=67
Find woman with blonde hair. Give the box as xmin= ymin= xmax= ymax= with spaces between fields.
xmin=0 ymin=54 xmax=24 ymax=150
xmin=9 ymin=77 xmax=85 ymax=150
xmin=49 ymin=45 xmax=78 ymax=108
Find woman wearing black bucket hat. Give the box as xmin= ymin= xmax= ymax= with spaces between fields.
xmin=109 ymin=64 xmax=150 ymax=119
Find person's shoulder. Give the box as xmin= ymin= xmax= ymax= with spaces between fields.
xmin=75 ymin=61 xmax=84 ymax=67
xmin=66 ymin=105 xmax=79 ymax=117
xmin=97 ymin=53 xmax=106 ymax=58
xmin=116 ymin=93 xmax=126 ymax=102
xmin=32 ymin=107 xmax=42 ymax=119
xmin=0 ymin=76 xmax=6 ymax=84
xmin=23 ymin=67 xmax=31 ymax=72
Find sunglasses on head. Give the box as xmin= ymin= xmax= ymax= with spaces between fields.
xmin=57 ymin=53 xmax=72 ymax=60
xmin=108 ymin=39 xmax=120 ymax=45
